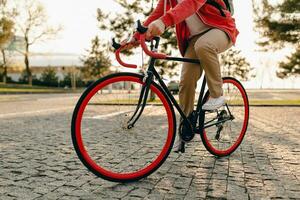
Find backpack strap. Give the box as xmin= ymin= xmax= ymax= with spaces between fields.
xmin=223 ymin=0 xmax=231 ymax=13
xmin=206 ymin=0 xmax=226 ymax=17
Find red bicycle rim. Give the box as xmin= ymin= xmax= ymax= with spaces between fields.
xmin=74 ymin=76 xmax=175 ymax=180
xmin=202 ymin=78 xmax=249 ymax=156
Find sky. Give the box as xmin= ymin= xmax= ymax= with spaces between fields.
xmin=30 ymin=0 xmax=299 ymax=89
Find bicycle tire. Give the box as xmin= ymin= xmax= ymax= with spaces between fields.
xmin=71 ymin=72 xmax=176 ymax=182
xmin=201 ymin=77 xmax=249 ymax=157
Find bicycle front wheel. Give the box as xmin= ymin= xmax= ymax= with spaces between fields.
xmin=71 ymin=73 xmax=176 ymax=182
xmin=201 ymin=77 xmax=249 ymax=157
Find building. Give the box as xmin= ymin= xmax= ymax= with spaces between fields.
xmin=6 ymin=53 xmax=83 ymax=82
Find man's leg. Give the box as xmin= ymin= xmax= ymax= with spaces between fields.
xmin=175 ymin=36 xmax=203 ymax=152
xmin=179 ymin=37 xmax=203 ymax=116
xmin=194 ymin=29 xmax=232 ymax=98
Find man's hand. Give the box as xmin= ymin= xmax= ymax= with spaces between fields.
xmin=146 ymin=19 xmax=165 ymax=40
xmin=120 ymin=36 xmax=139 ymax=50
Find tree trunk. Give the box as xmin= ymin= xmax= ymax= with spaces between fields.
xmin=71 ymin=67 xmax=76 ymax=90
xmin=1 ymin=49 xmax=7 ymax=84
xmin=24 ymin=42 xmax=32 ymax=86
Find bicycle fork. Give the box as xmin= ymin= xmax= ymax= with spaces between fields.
xmin=126 ymin=71 xmax=154 ymax=129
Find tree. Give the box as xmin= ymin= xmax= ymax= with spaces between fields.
xmin=253 ymin=0 xmax=300 ymax=78
xmin=61 ymin=72 xmax=85 ymax=88
xmin=97 ymin=0 xmax=178 ymax=78
xmin=0 ymin=18 xmax=14 ymax=83
xmin=15 ymin=0 xmax=61 ymax=85
xmin=220 ymin=48 xmax=253 ymax=81
xmin=277 ymin=47 xmax=300 ymax=78
xmin=81 ymin=36 xmax=111 ymax=81
xmin=40 ymin=67 xmax=58 ymax=87
xmin=0 ymin=0 xmax=16 ymax=83
xmin=0 ymin=1 xmax=14 ymax=47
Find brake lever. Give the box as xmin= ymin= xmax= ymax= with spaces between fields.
xmin=136 ymin=20 xmax=167 ymax=59
xmin=112 ymin=38 xmax=121 ymax=50
xmin=136 ymin=20 xmax=148 ymax=34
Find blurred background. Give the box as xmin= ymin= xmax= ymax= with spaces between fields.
xmin=0 ymin=0 xmax=299 ymax=105
xmin=1 ymin=2 xmax=299 ymax=199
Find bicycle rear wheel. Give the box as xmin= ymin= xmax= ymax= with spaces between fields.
xmin=71 ymin=73 xmax=176 ymax=182
xmin=201 ymin=77 xmax=249 ymax=157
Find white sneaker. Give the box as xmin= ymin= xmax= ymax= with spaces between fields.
xmin=202 ymin=96 xmax=225 ymax=111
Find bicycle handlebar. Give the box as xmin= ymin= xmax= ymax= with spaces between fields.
xmin=112 ymin=20 xmax=167 ymax=68
xmin=139 ymin=35 xmax=167 ymax=59
xmin=113 ymin=38 xmax=138 ymax=69
xmin=115 ymin=47 xmax=138 ymax=69
xmin=136 ymin=20 xmax=167 ymax=59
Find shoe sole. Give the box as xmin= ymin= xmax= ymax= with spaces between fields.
xmin=202 ymin=103 xmax=225 ymax=111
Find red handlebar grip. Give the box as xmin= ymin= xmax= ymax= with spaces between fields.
xmin=140 ymin=35 xmax=167 ymax=59
xmin=115 ymin=46 xmax=138 ymax=69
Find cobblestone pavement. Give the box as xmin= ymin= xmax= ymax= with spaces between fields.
xmin=0 ymin=94 xmax=299 ymax=200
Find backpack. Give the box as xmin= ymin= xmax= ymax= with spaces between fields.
xmin=206 ymin=0 xmax=234 ymax=16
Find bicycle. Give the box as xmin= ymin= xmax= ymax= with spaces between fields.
xmin=71 ymin=21 xmax=249 ymax=182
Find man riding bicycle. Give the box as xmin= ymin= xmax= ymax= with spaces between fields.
xmin=122 ymin=0 xmax=239 ymax=151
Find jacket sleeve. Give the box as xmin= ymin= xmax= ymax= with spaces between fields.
xmin=161 ymin=0 xmax=206 ymax=27
xmin=133 ymin=0 xmax=166 ymax=40
xmin=143 ymin=0 xmax=166 ymax=26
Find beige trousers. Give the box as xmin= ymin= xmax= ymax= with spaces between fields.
xmin=179 ymin=28 xmax=233 ymax=116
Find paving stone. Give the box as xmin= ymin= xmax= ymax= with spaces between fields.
xmin=129 ymin=188 xmax=150 ymax=197
xmin=122 ymin=196 xmax=142 ymax=200
xmin=0 ymin=97 xmax=299 ymax=199
xmin=145 ymin=189 xmax=165 ymax=200
xmin=0 ymin=195 xmax=16 ymax=200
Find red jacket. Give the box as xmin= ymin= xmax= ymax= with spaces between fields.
xmin=135 ymin=0 xmax=239 ymax=56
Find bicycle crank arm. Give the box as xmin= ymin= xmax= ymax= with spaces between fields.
xmin=203 ymin=117 xmax=233 ymax=129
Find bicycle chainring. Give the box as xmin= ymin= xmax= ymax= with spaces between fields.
xmin=179 ymin=121 xmax=195 ymax=142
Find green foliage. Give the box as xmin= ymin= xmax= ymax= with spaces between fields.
xmin=0 ymin=0 xmax=16 ymax=48
xmin=1 ymin=76 xmax=13 ymax=83
xmin=0 ymin=72 xmax=13 ymax=83
xmin=220 ymin=48 xmax=254 ymax=81
xmin=277 ymin=47 xmax=300 ymax=78
xmin=61 ymin=72 xmax=85 ymax=88
xmin=97 ymin=0 xmax=178 ymax=78
xmin=19 ymin=70 xmax=36 ymax=84
xmin=0 ymin=0 xmax=16 ymax=83
xmin=0 ymin=67 xmax=3 ymax=81
xmin=81 ymin=36 xmax=111 ymax=81
xmin=19 ymin=68 xmax=56 ymax=86
xmin=18 ymin=68 xmax=86 ymax=87
xmin=0 ymin=17 xmax=14 ymax=48
xmin=97 ymin=0 xmax=152 ymax=43
xmin=19 ymin=68 xmax=58 ymax=86
xmin=253 ymin=0 xmax=300 ymax=78
xmin=40 ymin=68 xmax=58 ymax=87
xmin=61 ymin=72 xmax=72 ymax=87
xmin=253 ymin=0 xmax=299 ymax=47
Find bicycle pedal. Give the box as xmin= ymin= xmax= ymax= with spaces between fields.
xmin=181 ymin=132 xmax=195 ymax=142
xmin=174 ymin=142 xmax=185 ymax=153
xmin=204 ymin=109 xmax=218 ymax=113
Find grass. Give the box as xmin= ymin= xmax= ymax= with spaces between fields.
xmin=249 ymin=99 xmax=300 ymax=106
xmin=0 ymin=83 xmax=80 ymax=94
xmin=0 ymin=88 xmax=67 ymax=93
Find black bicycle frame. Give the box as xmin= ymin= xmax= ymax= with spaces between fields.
xmin=126 ymin=37 xmax=232 ymax=132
